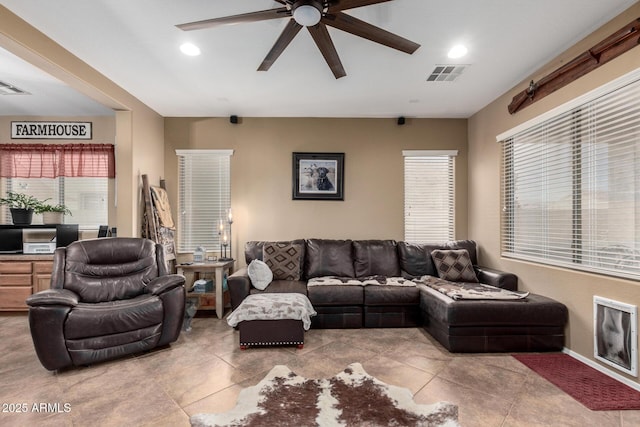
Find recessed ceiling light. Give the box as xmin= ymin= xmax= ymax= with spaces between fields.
xmin=447 ymin=45 xmax=468 ymax=59
xmin=180 ymin=43 xmax=201 ymax=56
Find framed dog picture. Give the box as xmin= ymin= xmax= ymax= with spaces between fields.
xmin=292 ymin=152 xmax=344 ymax=200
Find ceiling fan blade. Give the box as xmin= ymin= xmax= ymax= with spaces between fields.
xmin=329 ymin=0 xmax=393 ymax=12
xmin=176 ymin=7 xmax=289 ymax=31
xmin=323 ymin=11 xmax=420 ymax=54
xmin=307 ymin=24 xmax=347 ymax=79
xmin=258 ymin=19 xmax=303 ymax=72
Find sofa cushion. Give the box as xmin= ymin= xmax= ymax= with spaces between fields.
xmin=63 ymin=238 xmax=158 ymax=303
xmin=397 ymin=240 xmax=478 ymax=278
xmin=431 ymin=249 xmax=479 ymax=282
xmin=308 ymin=285 xmax=363 ymax=306
xmin=263 ymin=242 xmax=304 ymax=280
xmin=364 ymin=286 xmax=419 ymax=306
xmin=65 ymin=324 xmax=162 ymax=351
xmin=419 ymin=288 xmax=568 ymax=327
xmin=305 ymin=239 xmax=355 ymax=278
xmin=397 ymin=242 xmax=436 ymax=277
xmin=247 ymin=259 xmax=273 ymax=290
xmin=65 ymin=294 xmax=163 ymax=339
xmin=353 ymin=240 xmax=400 ymax=277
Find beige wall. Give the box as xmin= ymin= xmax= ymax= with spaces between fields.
xmin=469 ymin=3 xmax=640 ymax=383
xmin=115 ymin=109 xmax=166 ymax=237
xmin=164 ymin=117 xmax=468 ymax=263
xmin=0 ymin=6 xmax=165 ymax=237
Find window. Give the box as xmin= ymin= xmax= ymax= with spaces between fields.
xmin=403 ymin=150 xmax=457 ymax=242
xmin=176 ymin=149 xmax=232 ymax=253
xmin=2 ymin=177 xmax=108 ymax=227
xmin=0 ymin=143 xmax=114 ymax=228
xmin=499 ymin=70 xmax=640 ymax=280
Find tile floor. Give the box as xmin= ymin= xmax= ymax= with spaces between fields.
xmin=1 ymin=313 xmax=639 ymax=427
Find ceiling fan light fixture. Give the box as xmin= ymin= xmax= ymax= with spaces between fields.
xmin=293 ymin=1 xmax=322 ymax=27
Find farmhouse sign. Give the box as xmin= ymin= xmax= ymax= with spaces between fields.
xmin=11 ymin=121 xmax=92 ymax=140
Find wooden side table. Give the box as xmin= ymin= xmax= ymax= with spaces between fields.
xmin=176 ymin=260 xmax=234 ymax=319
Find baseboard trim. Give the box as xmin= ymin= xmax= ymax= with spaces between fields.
xmin=562 ymin=347 xmax=640 ymax=392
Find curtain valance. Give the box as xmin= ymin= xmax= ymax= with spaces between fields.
xmin=0 ymin=143 xmax=115 ymax=178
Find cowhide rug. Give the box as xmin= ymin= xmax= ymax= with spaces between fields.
xmin=191 ymin=363 xmax=459 ymax=427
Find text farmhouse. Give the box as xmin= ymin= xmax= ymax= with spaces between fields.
xmin=11 ymin=121 xmax=92 ymax=140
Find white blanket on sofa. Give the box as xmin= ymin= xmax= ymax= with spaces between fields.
xmin=307 ymin=276 xmax=416 ymax=287
xmin=307 ymin=276 xmax=364 ymax=286
xmin=227 ymin=293 xmax=317 ymax=330
xmin=414 ymin=275 xmax=529 ymax=300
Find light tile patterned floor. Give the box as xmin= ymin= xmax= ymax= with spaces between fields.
xmin=1 ymin=313 xmax=639 ymax=427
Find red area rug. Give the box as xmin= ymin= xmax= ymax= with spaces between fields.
xmin=514 ymin=353 xmax=640 ymax=411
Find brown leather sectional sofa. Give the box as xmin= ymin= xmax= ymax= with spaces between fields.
xmin=228 ymin=238 xmax=568 ymax=352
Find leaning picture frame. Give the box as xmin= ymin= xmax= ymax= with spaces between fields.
xmin=593 ymin=296 xmax=638 ymax=376
xmin=292 ymin=152 xmax=344 ymax=200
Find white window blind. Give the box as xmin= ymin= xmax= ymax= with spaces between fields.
xmin=500 ymin=73 xmax=640 ymax=280
xmin=2 ymin=177 xmax=108 ymax=228
xmin=176 ymin=149 xmax=232 ymax=253
xmin=403 ymin=150 xmax=457 ymax=242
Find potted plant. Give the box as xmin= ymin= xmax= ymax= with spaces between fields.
xmin=0 ymin=192 xmax=43 ymax=225
xmin=36 ymin=202 xmax=72 ymax=225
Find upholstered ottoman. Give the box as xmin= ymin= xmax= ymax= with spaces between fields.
xmin=227 ymin=293 xmax=316 ymax=349
xmin=419 ymin=284 xmax=568 ymax=353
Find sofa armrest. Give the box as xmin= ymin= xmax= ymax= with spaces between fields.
xmin=146 ymin=274 xmax=185 ymax=296
xmin=26 ymin=289 xmax=79 ymax=307
xmin=475 ymin=266 xmax=518 ymax=291
xmin=228 ymin=267 xmax=251 ymax=310
xmin=26 ymin=288 xmax=79 ymax=370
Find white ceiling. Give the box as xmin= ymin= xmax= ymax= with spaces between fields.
xmin=0 ymin=46 xmax=114 ymax=116
xmin=1 ymin=0 xmax=637 ymax=118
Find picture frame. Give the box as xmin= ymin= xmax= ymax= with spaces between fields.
xmin=593 ymin=296 xmax=638 ymax=376
xmin=292 ymin=152 xmax=344 ymax=201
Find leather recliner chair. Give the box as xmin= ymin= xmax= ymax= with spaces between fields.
xmin=26 ymin=237 xmax=185 ymax=371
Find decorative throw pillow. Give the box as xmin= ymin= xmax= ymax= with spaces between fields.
xmin=247 ymin=259 xmax=273 ymax=290
xmin=430 ymin=249 xmax=479 ymax=282
xmin=263 ymin=242 xmax=303 ymax=281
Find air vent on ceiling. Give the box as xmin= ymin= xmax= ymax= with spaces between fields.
xmin=0 ymin=80 xmax=29 ymax=95
xmin=426 ymin=65 xmax=467 ymax=82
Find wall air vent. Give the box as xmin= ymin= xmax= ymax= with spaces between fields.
xmin=426 ymin=65 xmax=467 ymax=82
xmin=0 ymin=80 xmax=29 ymax=95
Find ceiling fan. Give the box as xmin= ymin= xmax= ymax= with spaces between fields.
xmin=176 ymin=0 xmax=421 ymax=79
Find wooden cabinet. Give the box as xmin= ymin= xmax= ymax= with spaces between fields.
xmin=33 ymin=261 xmax=53 ymax=294
xmin=0 ymin=256 xmax=53 ymax=311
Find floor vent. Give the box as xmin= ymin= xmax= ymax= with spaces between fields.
xmin=0 ymin=80 xmax=29 ymax=95
xmin=427 ymin=65 xmax=467 ymax=82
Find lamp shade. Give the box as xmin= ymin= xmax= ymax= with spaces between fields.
xmin=293 ymin=4 xmax=321 ymax=26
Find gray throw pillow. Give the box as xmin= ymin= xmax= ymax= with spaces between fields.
xmin=247 ymin=259 xmax=273 ymax=290
xmin=431 ymin=249 xmax=479 ymax=282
